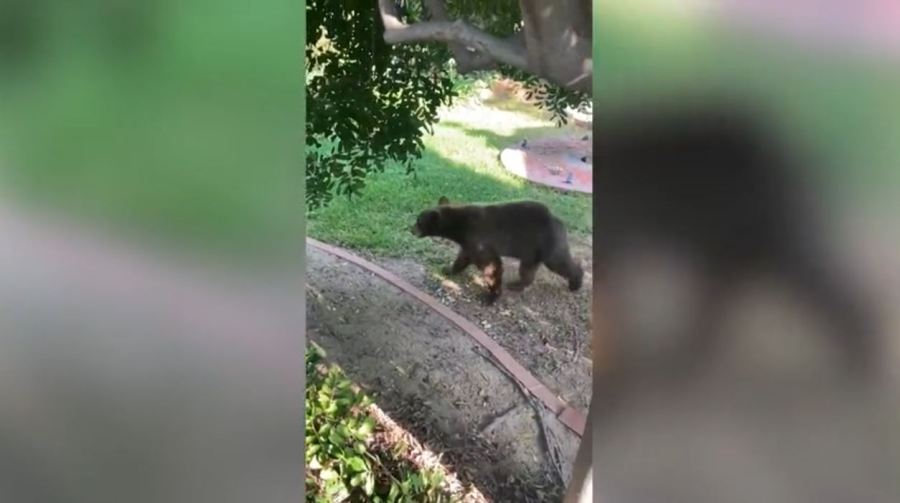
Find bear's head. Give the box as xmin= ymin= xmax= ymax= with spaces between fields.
xmin=410 ymin=196 xmax=450 ymax=237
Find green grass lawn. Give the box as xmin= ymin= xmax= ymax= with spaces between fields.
xmin=306 ymin=100 xmax=593 ymax=263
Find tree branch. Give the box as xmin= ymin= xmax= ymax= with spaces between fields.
xmin=377 ymin=0 xmax=528 ymax=72
xmin=422 ymin=0 xmax=496 ymax=72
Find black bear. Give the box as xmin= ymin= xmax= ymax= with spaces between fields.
xmin=411 ymin=197 xmax=583 ymax=305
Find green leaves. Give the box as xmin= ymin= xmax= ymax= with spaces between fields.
xmin=306 ymin=0 xmax=592 ymax=210
xmin=306 ymin=0 xmax=455 ymax=210
xmin=319 ymin=468 xmax=339 ymax=481
xmin=305 ymin=346 xmax=457 ymax=502
xmin=503 ymin=66 xmax=590 ymax=126
xmin=306 ymin=350 xmax=375 ymax=501
xmin=357 ymin=416 xmax=375 ymax=436
xmin=364 ymin=469 xmax=376 ymax=496
xmin=346 ymin=455 xmax=368 ymax=473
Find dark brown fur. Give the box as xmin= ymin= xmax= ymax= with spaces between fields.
xmin=412 ymin=197 xmax=583 ymax=305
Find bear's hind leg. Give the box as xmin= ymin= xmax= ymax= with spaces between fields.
xmin=508 ymin=260 xmax=539 ymax=292
xmin=545 ymin=251 xmax=583 ymax=291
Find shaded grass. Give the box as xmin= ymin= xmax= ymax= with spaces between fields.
xmin=306 ymin=101 xmax=592 ymax=261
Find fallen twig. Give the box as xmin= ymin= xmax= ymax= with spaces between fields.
xmin=477 ymin=404 xmax=520 ymax=436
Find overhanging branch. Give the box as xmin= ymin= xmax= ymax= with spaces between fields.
xmin=377 ymin=0 xmax=528 ymax=72
xmin=422 ymin=0 xmax=495 ymax=72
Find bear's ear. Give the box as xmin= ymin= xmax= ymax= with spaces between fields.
xmin=438 ymin=196 xmax=450 ymax=206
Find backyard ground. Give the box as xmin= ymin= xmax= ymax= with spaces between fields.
xmin=307 ymin=94 xmax=594 ymax=405
xmin=306 ymin=91 xmax=594 ymax=500
xmin=306 ymin=244 xmax=582 ymax=501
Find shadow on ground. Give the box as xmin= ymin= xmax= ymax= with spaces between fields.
xmin=439 ymin=121 xmax=581 ymax=153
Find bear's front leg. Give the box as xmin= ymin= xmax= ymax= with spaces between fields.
xmin=477 ymin=254 xmax=503 ymax=305
xmin=442 ymin=249 xmax=470 ymax=276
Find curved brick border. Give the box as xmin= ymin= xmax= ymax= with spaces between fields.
xmin=307 ymin=237 xmax=587 ymax=437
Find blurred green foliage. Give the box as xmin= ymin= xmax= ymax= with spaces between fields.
xmin=0 ymin=0 xmax=303 ymax=259
xmin=595 ymin=6 xmax=900 ymax=205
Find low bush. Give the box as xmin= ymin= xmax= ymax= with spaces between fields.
xmin=305 ymin=346 xmax=456 ymax=502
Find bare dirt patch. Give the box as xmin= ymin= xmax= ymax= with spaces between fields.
xmin=306 ymin=246 xmax=584 ymax=502
xmin=376 ymin=234 xmax=594 ymax=411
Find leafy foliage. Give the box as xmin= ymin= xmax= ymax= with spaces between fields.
xmin=440 ymin=0 xmax=591 ymax=124
xmin=305 ymin=0 xmax=455 ymax=209
xmin=501 ymin=66 xmax=591 ymax=126
xmin=442 ymin=0 xmax=521 ymax=36
xmin=305 ymin=346 xmax=456 ymax=502
xmin=306 ymin=0 xmax=590 ymax=209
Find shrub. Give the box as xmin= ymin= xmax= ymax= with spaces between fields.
xmin=305 ymin=346 xmax=456 ymax=502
